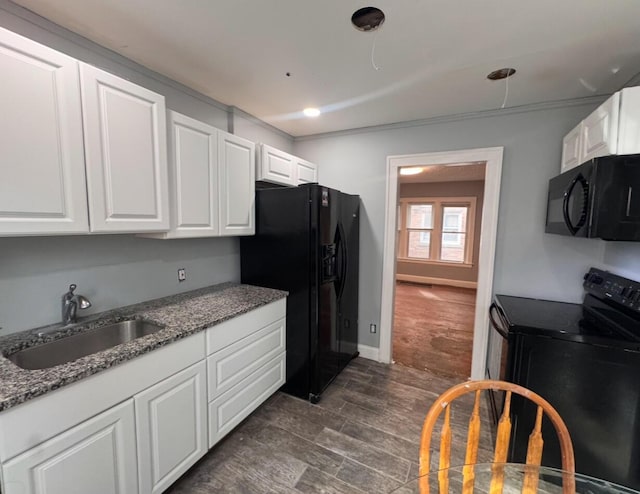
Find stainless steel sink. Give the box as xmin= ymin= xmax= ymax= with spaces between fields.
xmin=7 ymin=319 xmax=164 ymax=370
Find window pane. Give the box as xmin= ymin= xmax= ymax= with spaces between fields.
xmin=408 ymin=231 xmax=431 ymax=258
xmin=440 ymin=233 xmax=466 ymax=262
xmin=442 ymin=206 xmax=468 ymax=232
xmin=408 ymin=204 xmax=433 ymax=229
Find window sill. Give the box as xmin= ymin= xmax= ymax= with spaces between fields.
xmin=397 ymin=257 xmax=474 ymax=268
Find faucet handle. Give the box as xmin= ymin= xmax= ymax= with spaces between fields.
xmin=68 ymin=284 xmax=77 ymax=293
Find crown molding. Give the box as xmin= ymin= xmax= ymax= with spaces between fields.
xmin=624 ymin=70 xmax=640 ymax=88
xmin=229 ymin=107 xmax=294 ymax=141
xmin=294 ymin=95 xmax=607 ymax=142
xmin=0 ymin=0 xmax=229 ymax=113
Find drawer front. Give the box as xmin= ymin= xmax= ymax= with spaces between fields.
xmin=208 ymin=353 xmax=285 ymax=448
xmin=205 ymin=298 xmax=286 ymax=355
xmin=207 ymin=318 xmax=285 ymax=400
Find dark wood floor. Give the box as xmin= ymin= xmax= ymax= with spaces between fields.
xmin=392 ymin=282 xmax=476 ymax=379
xmin=166 ymin=358 xmax=493 ymax=494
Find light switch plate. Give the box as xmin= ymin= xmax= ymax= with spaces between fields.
xmin=177 ymin=268 xmax=186 ymax=282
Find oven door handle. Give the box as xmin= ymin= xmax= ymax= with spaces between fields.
xmin=562 ymin=173 xmax=589 ymax=235
xmin=489 ymin=303 xmax=509 ymax=339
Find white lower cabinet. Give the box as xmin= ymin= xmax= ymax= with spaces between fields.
xmin=206 ymin=299 xmax=287 ymax=448
xmin=0 ymin=298 xmax=286 ymax=494
xmin=3 ymin=400 xmax=138 ymax=494
xmin=135 ymin=360 xmax=207 ymax=494
xmin=209 ymin=352 xmax=286 ymax=447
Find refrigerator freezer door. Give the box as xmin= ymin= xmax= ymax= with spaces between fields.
xmin=240 ymin=186 xmax=314 ymax=399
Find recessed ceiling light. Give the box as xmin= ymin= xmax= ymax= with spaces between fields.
xmin=303 ymin=107 xmax=321 ymax=117
xmin=487 ymin=68 xmax=516 ymax=81
xmin=351 ymin=7 xmax=385 ymax=32
xmin=400 ymin=167 xmax=423 ymax=176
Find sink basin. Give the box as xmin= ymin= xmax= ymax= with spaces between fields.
xmin=7 ymin=319 xmax=164 ymax=370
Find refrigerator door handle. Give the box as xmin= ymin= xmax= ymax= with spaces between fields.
xmin=335 ymin=223 xmax=348 ymax=301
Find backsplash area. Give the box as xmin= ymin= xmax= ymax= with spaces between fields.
xmin=0 ymin=235 xmax=240 ymax=335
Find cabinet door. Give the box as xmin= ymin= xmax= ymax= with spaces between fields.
xmin=218 ymin=131 xmax=255 ymax=236
xmin=166 ymin=111 xmax=219 ymax=238
xmin=257 ymin=144 xmax=296 ymax=186
xmin=295 ymin=157 xmax=318 ymax=185
xmin=581 ymin=93 xmax=620 ymax=162
xmin=617 ymin=87 xmax=640 ymax=156
xmin=0 ymin=27 xmax=88 ymax=235
xmin=2 ymin=400 xmax=137 ymax=494
xmin=560 ymin=123 xmax=582 ymax=173
xmin=135 ymin=361 xmax=207 ymax=494
xmin=80 ymin=63 xmax=169 ymax=232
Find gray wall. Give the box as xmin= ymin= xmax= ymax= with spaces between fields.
xmin=397 ymin=181 xmax=485 ymax=284
xmin=294 ymin=101 xmax=640 ymax=348
xmin=231 ymin=108 xmax=294 ymax=153
xmin=0 ymin=1 xmax=290 ymax=334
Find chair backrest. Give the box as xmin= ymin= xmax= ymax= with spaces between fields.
xmin=419 ymin=380 xmax=575 ymax=494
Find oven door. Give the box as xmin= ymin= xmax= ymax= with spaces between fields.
xmin=487 ymin=302 xmax=511 ymax=424
xmin=545 ymin=161 xmax=592 ymax=237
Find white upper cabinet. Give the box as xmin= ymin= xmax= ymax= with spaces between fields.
xmin=144 ymin=111 xmax=219 ymax=238
xmin=80 ymin=64 xmax=169 ymax=232
xmin=219 ymin=132 xmax=255 ymax=236
xmin=295 ymin=157 xmax=318 ymax=185
xmin=256 ymin=143 xmax=318 ymax=187
xmin=561 ymin=87 xmax=640 ymax=172
xmin=0 ymin=27 xmax=89 ymax=235
xmin=257 ymin=144 xmax=296 ymax=185
xmin=581 ymin=92 xmax=620 ymax=163
xmin=560 ymin=123 xmax=583 ymax=173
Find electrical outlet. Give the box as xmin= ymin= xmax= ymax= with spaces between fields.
xmin=177 ymin=268 xmax=186 ymax=282
xmin=370 ymin=324 xmax=377 ymax=334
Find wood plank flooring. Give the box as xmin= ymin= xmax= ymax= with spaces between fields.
xmin=393 ymin=282 xmax=476 ymax=379
xmin=166 ymin=358 xmax=493 ymax=494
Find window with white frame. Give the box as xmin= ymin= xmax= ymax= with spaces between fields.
xmin=399 ymin=197 xmax=476 ymax=265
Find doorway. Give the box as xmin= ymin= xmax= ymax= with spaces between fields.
xmin=392 ymin=163 xmax=485 ymax=378
xmin=379 ymin=147 xmax=503 ymax=380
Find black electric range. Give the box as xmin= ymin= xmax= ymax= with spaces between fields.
xmin=489 ymin=267 xmax=640 ymax=490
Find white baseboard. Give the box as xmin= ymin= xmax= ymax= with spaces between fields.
xmin=396 ymin=274 xmax=477 ymax=290
xmin=357 ymin=344 xmax=380 ymax=362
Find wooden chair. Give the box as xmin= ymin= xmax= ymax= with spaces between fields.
xmin=419 ymin=380 xmax=575 ymax=494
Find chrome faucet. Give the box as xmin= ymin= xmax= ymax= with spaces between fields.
xmin=61 ymin=284 xmax=92 ymax=325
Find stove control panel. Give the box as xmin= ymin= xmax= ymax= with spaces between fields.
xmin=584 ymin=267 xmax=640 ymax=313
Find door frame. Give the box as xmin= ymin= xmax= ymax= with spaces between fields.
xmin=379 ymin=147 xmax=503 ymax=380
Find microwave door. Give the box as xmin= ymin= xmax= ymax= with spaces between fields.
xmin=562 ymin=173 xmax=589 ymax=235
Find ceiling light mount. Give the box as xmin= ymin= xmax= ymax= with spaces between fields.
xmin=351 ymin=7 xmax=385 ymax=32
xmin=487 ymin=68 xmax=516 ymax=81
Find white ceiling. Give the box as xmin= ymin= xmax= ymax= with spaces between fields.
xmin=12 ymin=0 xmax=640 ymax=137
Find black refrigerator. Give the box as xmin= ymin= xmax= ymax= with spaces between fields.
xmin=240 ymin=184 xmax=359 ymax=403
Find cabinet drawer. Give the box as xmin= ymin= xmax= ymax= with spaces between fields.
xmin=208 ymin=352 xmax=285 ymax=448
xmin=208 ymin=318 xmax=284 ymax=400
xmin=206 ymin=298 xmax=286 ymax=355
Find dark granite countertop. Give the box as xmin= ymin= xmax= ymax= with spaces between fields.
xmin=0 ymin=283 xmax=287 ymax=412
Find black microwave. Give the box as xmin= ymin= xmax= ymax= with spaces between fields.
xmin=545 ymin=154 xmax=640 ymax=241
